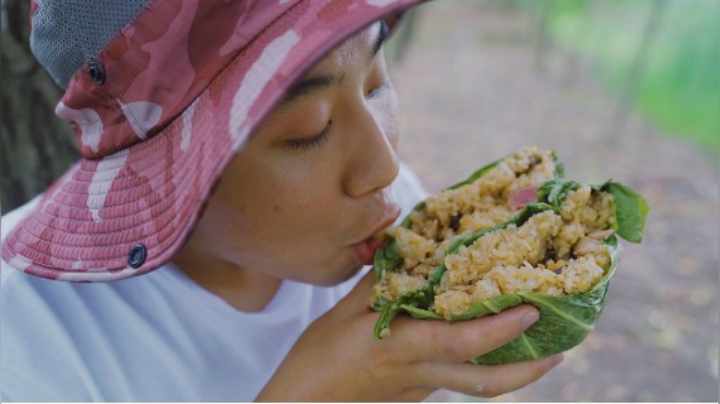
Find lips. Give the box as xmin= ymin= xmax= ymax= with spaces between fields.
xmin=353 ymin=205 xmax=401 ymax=265
xmin=353 ymin=236 xmax=388 ymax=266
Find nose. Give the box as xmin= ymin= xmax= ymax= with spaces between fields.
xmin=342 ymin=105 xmax=400 ymax=199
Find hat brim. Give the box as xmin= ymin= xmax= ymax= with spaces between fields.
xmin=1 ymin=0 xmax=425 ymax=282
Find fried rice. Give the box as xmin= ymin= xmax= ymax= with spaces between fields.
xmin=371 ymin=147 xmax=615 ymax=320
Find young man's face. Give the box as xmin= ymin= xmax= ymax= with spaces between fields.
xmin=177 ymin=21 xmax=401 ymax=286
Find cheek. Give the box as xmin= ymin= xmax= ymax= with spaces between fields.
xmin=195 ymin=192 xmax=322 ymax=276
xmin=190 ymin=189 xmax=359 ymax=286
xmin=228 ymin=184 xmax=317 ymax=241
xmin=207 ymin=164 xmax=343 ymax=260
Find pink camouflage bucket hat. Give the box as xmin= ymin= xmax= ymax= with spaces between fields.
xmin=1 ymin=0 xmax=425 ymax=282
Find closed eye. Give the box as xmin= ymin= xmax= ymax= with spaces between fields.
xmin=284 ymin=122 xmax=331 ymax=151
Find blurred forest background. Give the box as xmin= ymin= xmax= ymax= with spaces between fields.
xmin=1 ymin=0 xmax=718 ymax=402
xmin=386 ymin=1 xmax=718 ymax=402
xmin=517 ymin=0 xmax=719 ymax=153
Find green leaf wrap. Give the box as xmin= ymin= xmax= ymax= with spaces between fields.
xmin=468 ymin=235 xmax=620 ymax=364
xmin=372 ymin=202 xmax=556 ymax=339
xmin=601 ymin=181 xmax=649 ymax=243
xmin=370 ymin=151 xmax=647 ymax=365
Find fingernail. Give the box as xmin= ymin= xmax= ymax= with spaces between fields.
xmin=521 ymin=310 xmax=540 ymax=328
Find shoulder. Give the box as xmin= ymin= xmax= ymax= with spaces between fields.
xmin=395 ymin=161 xmax=429 ymax=198
xmin=0 ymin=255 xmax=179 ymax=401
xmin=1 ymin=197 xmax=165 ymax=401
xmin=391 ymin=161 xmax=429 ymax=215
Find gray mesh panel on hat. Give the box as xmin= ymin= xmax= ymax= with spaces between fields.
xmin=30 ymin=0 xmax=149 ymax=88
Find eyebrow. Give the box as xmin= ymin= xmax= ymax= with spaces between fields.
xmin=278 ymin=20 xmax=390 ymax=108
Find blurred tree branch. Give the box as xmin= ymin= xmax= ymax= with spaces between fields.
xmin=1 ymin=0 xmax=78 ymax=214
xmin=608 ymin=0 xmax=668 ymax=143
xmin=533 ymin=0 xmax=554 ymax=72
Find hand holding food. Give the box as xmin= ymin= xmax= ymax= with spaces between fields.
xmin=257 ymin=271 xmax=562 ymax=401
xmin=371 ymin=147 xmax=649 ymax=365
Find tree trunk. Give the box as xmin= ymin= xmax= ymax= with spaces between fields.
xmin=533 ymin=0 xmax=554 ymax=73
xmin=607 ymin=0 xmax=668 ymax=143
xmin=1 ymin=0 xmax=78 ymax=214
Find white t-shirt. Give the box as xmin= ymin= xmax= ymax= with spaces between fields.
xmin=1 ymin=163 xmax=428 ymax=402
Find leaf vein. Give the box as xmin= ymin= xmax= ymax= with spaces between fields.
xmin=519 ymin=333 xmax=539 ymax=359
xmin=519 ymin=293 xmax=594 ymax=332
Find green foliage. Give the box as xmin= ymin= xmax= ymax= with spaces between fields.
xmin=531 ymin=0 xmax=719 ymax=154
xmin=600 ymin=181 xmax=649 ymax=243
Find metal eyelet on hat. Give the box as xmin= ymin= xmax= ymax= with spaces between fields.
xmin=88 ymin=60 xmax=106 ymax=85
xmin=128 ymin=244 xmax=147 ymax=268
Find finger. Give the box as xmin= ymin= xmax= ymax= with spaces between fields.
xmin=411 ymin=354 xmax=564 ymax=398
xmin=390 ymin=305 xmax=540 ymax=362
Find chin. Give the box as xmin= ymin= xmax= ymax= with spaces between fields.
xmin=339 ymin=261 xmax=366 ymax=282
xmin=312 ymin=260 xmax=365 ymax=287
